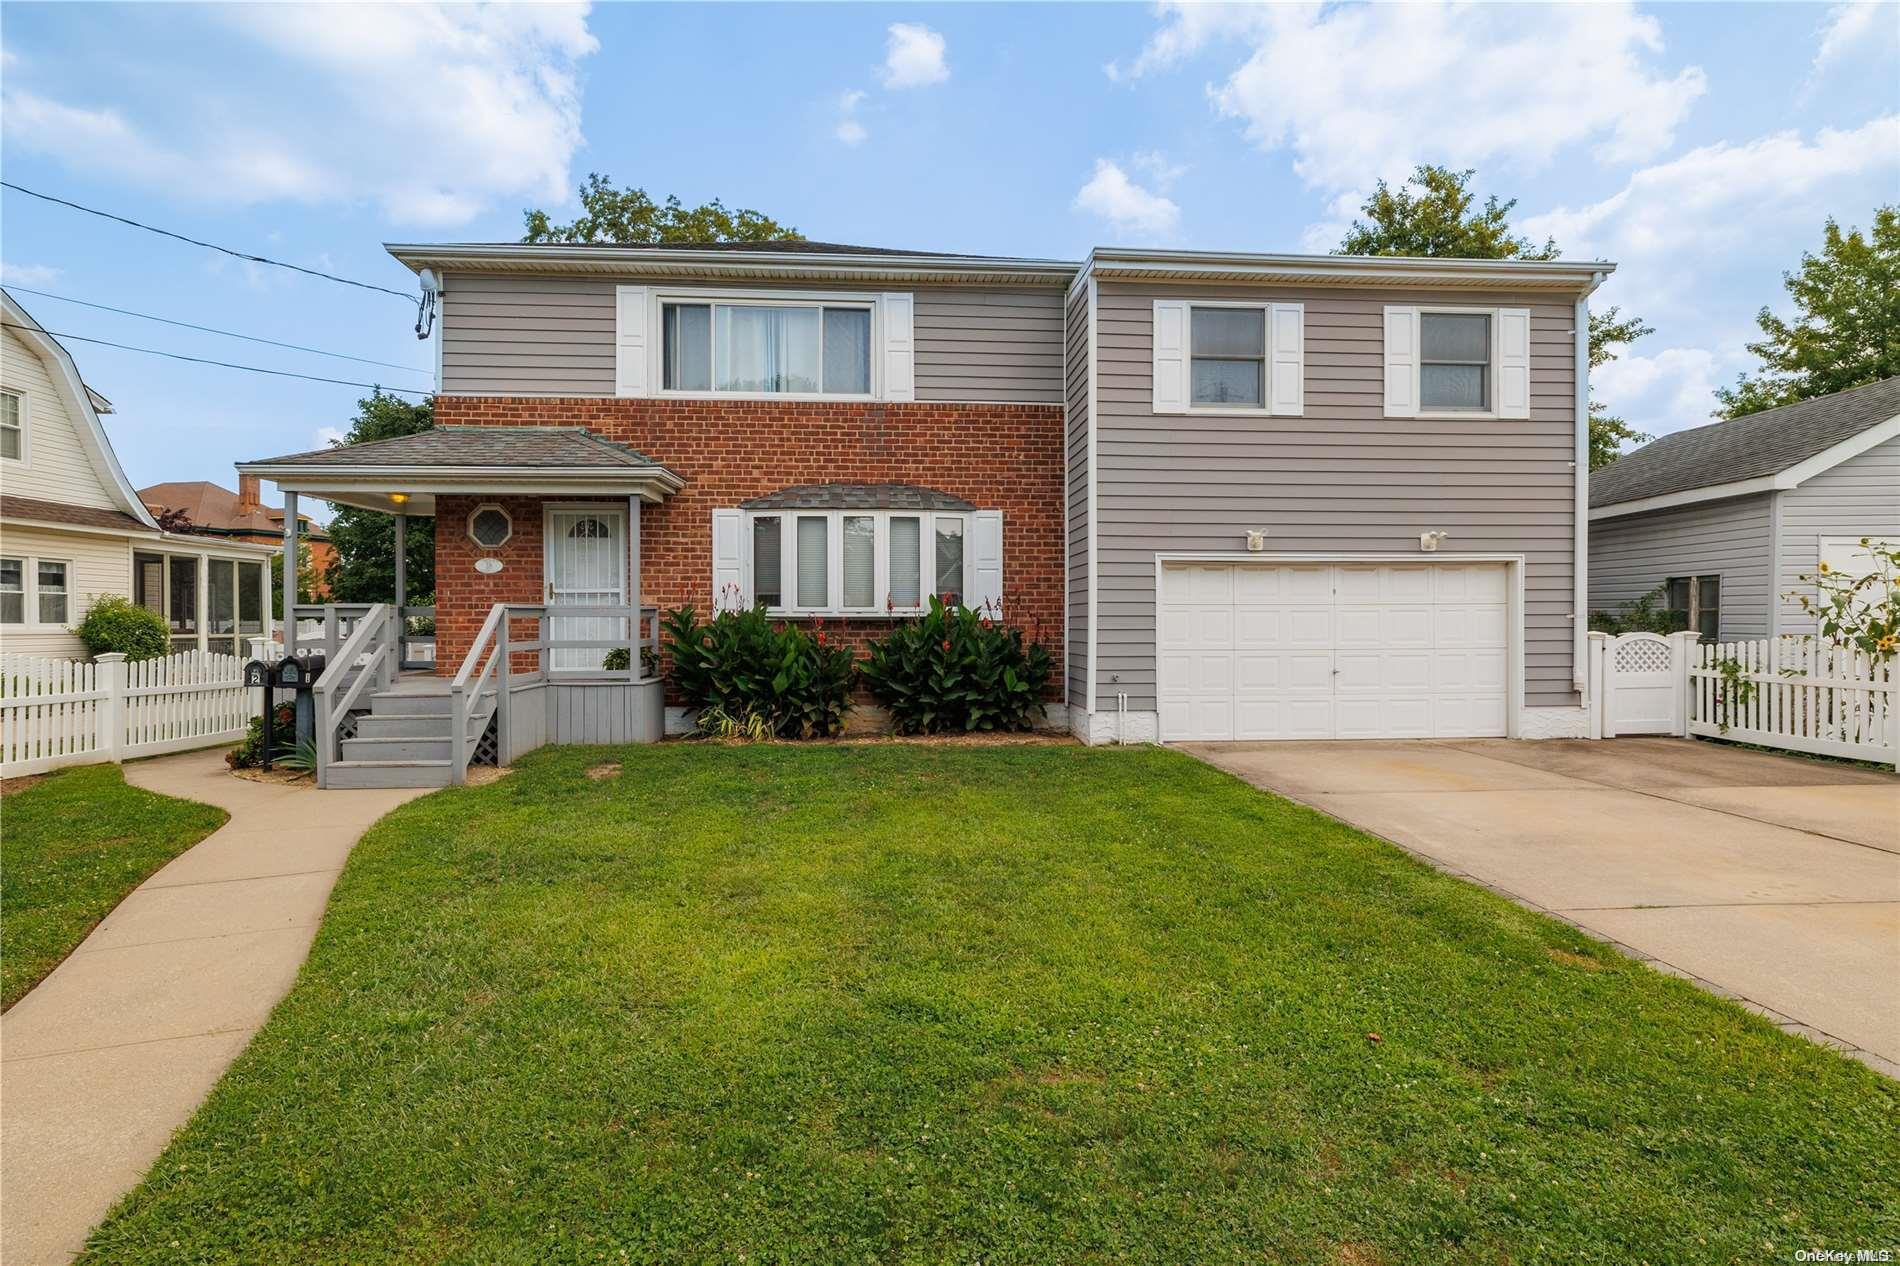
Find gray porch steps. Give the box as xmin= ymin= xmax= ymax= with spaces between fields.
xmin=323 ymin=685 xmax=495 ymax=790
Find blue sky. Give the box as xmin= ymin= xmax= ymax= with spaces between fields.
xmin=2 ymin=1 xmax=1895 ymax=524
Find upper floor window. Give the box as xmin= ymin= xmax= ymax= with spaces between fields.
xmin=661 ymin=300 xmax=872 ymax=397
xmin=1 ymin=390 xmax=22 ymax=460
xmin=1190 ymin=306 xmax=1265 ymax=408
xmin=1419 ymin=312 xmax=1491 ymax=411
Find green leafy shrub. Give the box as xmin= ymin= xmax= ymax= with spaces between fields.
xmin=75 ymin=596 xmax=169 ymax=661
xmin=860 ymin=597 xmax=1052 ymax=734
xmin=1587 ymin=585 xmax=1684 ymax=636
xmin=661 ymin=605 xmax=855 ymax=739
xmin=227 ymin=703 xmax=297 ymax=770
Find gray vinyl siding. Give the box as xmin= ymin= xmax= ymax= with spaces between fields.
xmin=1064 ymin=284 xmax=1091 ymax=708
xmin=1093 ymin=282 xmax=1581 ymax=710
xmin=1773 ymin=434 xmax=1900 ymax=634
xmin=438 ymin=273 xmax=1064 ymax=402
xmin=1588 ymin=493 xmax=1774 ymax=639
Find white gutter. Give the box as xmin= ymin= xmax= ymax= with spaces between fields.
xmin=1088 ymin=248 xmax=1613 ymax=291
xmin=1574 ymin=271 xmax=1608 ymax=694
xmin=385 ymin=243 xmax=1080 ymax=286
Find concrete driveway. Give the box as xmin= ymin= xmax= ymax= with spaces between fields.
xmin=1183 ymin=737 xmax=1900 ymax=1074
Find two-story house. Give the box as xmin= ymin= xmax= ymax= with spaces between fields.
xmin=1 ymin=290 xmax=278 ymax=659
xmin=240 ymin=241 xmax=1607 ymax=766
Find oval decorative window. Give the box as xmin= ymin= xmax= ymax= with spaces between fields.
xmin=468 ymin=504 xmax=512 ymax=548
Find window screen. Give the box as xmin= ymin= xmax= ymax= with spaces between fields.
xmin=1189 ymin=307 xmax=1264 ymax=406
xmin=1420 ymin=313 xmax=1490 ymax=409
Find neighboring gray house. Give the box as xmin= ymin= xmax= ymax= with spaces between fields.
xmin=1589 ymin=378 xmax=1900 ymax=641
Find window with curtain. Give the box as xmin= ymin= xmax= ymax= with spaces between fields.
xmin=0 ymin=558 xmax=22 ymax=624
xmin=889 ymin=516 xmax=921 ymax=608
xmin=663 ymin=300 xmax=873 ymax=397
xmin=935 ymin=518 xmax=964 ymax=603
xmin=1420 ymin=312 xmax=1491 ymax=410
xmin=752 ymin=516 xmax=782 ymax=608
xmin=1189 ymin=307 xmax=1265 ymax=407
xmin=842 ymin=516 xmax=875 ymax=609
xmin=796 ymin=517 xmax=828 ymax=609
xmin=0 ymin=391 xmax=21 ymax=460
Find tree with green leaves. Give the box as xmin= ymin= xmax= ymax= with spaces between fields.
xmin=1334 ymin=164 xmax=1651 ymax=468
xmin=322 ymin=391 xmax=435 ymax=604
xmin=524 ymin=174 xmax=802 ymax=245
xmin=1715 ymin=207 xmax=1898 ymax=418
xmin=270 ymin=542 xmax=317 ymax=621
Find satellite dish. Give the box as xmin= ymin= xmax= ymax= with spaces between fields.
xmin=475 ymin=558 xmax=503 ymax=575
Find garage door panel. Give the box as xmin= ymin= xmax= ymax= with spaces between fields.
xmin=1158 ymin=562 xmax=1512 ymax=742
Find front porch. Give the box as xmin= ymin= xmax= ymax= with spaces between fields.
xmin=239 ymin=427 xmax=684 ymax=788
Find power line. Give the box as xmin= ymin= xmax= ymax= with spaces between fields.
xmin=0 ymin=321 xmax=431 ymax=397
xmin=0 ymin=181 xmax=418 ymax=303
xmin=5 ymin=285 xmax=429 ymax=375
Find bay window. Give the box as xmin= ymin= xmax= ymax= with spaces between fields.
xmin=662 ymin=298 xmax=873 ymax=397
xmin=740 ymin=510 xmax=983 ymax=615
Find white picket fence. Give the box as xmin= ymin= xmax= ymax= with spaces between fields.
xmin=1588 ymin=631 xmax=1898 ymax=768
xmin=0 ymin=649 xmax=256 ymax=776
xmin=1686 ymin=638 xmax=1898 ymax=768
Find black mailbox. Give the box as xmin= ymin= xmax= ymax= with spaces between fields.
xmin=274 ymin=657 xmax=308 ymax=688
xmin=243 ymin=659 xmax=272 ymax=688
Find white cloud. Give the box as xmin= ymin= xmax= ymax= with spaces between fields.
xmin=315 ymin=425 xmax=348 ymax=448
xmin=1073 ymin=158 xmax=1181 ymax=239
xmin=1812 ymin=1 xmax=1888 ymax=71
xmin=1594 ymin=345 xmax=1744 ymax=439
xmin=881 ymin=23 xmax=948 ymax=89
xmin=0 ymin=3 xmax=597 ymax=226
xmin=0 ymin=260 xmax=64 ymax=288
xmin=1113 ymin=2 xmax=1705 ymax=192
xmin=835 ymin=89 xmax=868 ymax=146
xmin=1523 ymin=115 xmax=1900 ymax=273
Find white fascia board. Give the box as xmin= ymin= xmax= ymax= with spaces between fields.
xmin=1 ymin=290 xmax=162 ymax=531
xmin=1087 ymin=249 xmax=1614 ymax=292
xmin=385 ymin=243 xmax=1080 ymax=287
xmin=1590 ymin=414 xmax=1900 ymax=520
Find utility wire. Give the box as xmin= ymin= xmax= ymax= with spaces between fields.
xmin=0 ymin=181 xmax=418 ymax=303
xmin=0 ymin=321 xmax=431 ymax=397
xmin=5 ymin=285 xmax=429 ymax=375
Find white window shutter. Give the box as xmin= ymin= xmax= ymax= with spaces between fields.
xmin=1152 ymin=300 xmax=1188 ymax=413
xmin=711 ymin=509 xmax=745 ymax=611
xmin=969 ymin=510 xmax=1004 ymax=616
xmin=1383 ymin=306 xmax=1419 ymax=417
xmin=1269 ymin=302 xmax=1304 ymax=416
xmin=615 ymin=286 xmax=649 ymax=397
xmin=880 ymin=293 xmax=914 ymax=401
xmin=1496 ymin=307 xmax=1532 ymax=419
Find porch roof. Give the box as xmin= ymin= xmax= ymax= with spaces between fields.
xmin=238 ymin=427 xmax=685 ymax=514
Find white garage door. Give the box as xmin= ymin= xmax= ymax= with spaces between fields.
xmin=1158 ymin=562 xmax=1510 ymax=741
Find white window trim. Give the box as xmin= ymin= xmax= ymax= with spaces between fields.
xmin=1 ymin=553 xmax=74 ymax=629
xmin=1411 ymin=305 xmax=1505 ymax=420
xmin=0 ymin=554 xmax=28 ymax=627
xmin=467 ymin=502 xmax=514 ymax=549
xmin=1182 ymin=300 xmax=1274 ymax=417
xmin=743 ymin=508 xmax=968 ymax=618
xmin=1 ymin=387 xmax=29 ymax=467
xmin=130 ymin=548 xmax=271 ymax=652
xmin=649 ymin=287 xmax=883 ymax=403
xmin=33 ymin=557 xmax=71 ymax=628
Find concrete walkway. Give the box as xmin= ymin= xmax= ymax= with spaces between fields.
xmin=0 ymin=752 xmax=425 ymax=1266
xmin=1184 ymin=737 xmax=1900 ymax=1075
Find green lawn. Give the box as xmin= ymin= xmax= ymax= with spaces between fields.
xmin=84 ymin=744 xmax=1897 ymax=1264
xmin=2 ymin=763 xmax=227 ymax=1009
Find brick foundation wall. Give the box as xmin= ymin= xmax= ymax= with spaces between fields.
xmin=431 ymin=398 xmax=1066 ymax=695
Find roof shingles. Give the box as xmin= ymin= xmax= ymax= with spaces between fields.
xmin=1592 ymin=378 xmax=1900 ymax=508
xmin=248 ymin=427 xmax=671 ymax=471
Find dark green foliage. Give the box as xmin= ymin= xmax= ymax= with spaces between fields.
xmin=2 ymin=764 xmax=225 ymax=1007
xmin=226 ymin=702 xmax=296 ymax=769
xmin=1717 ymin=206 xmax=1898 ymax=418
xmin=523 ymin=174 xmax=801 ymax=245
xmin=859 ymin=596 xmax=1052 ymax=733
xmin=661 ymin=605 xmax=854 ymax=738
xmin=1588 ymin=585 xmax=1686 ymax=636
xmin=323 ymin=392 xmax=434 ymax=604
xmin=74 ymin=595 xmax=168 ymax=661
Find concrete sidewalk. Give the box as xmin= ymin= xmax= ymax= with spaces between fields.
xmin=1185 ymin=737 xmax=1900 ymax=1075
xmin=0 ymin=752 xmax=425 ymax=1266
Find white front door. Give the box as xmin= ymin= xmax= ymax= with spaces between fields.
xmin=1158 ymin=562 xmax=1511 ymax=741
xmin=545 ymin=507 xmax=627 ymax=672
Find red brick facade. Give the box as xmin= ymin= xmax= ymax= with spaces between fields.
xmin=431 ymin=397 xmax=1066 ymax=692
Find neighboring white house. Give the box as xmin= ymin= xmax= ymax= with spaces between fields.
xmin=1589 ymin=378 xmax=1900 ymax=640
xmin=0 ymin=289 xmax=277 ymax=659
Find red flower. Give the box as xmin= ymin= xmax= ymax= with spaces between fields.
xmin=941 ymin=638 xmax=951 ymax=652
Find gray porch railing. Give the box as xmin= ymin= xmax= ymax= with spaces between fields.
xmin=291 ymin=603 xmax=434 ymax=670
xmin=446 ymin=602 xmax=661 ymax=785
xmin=310 ymin=603 xmax=397 ymax=789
